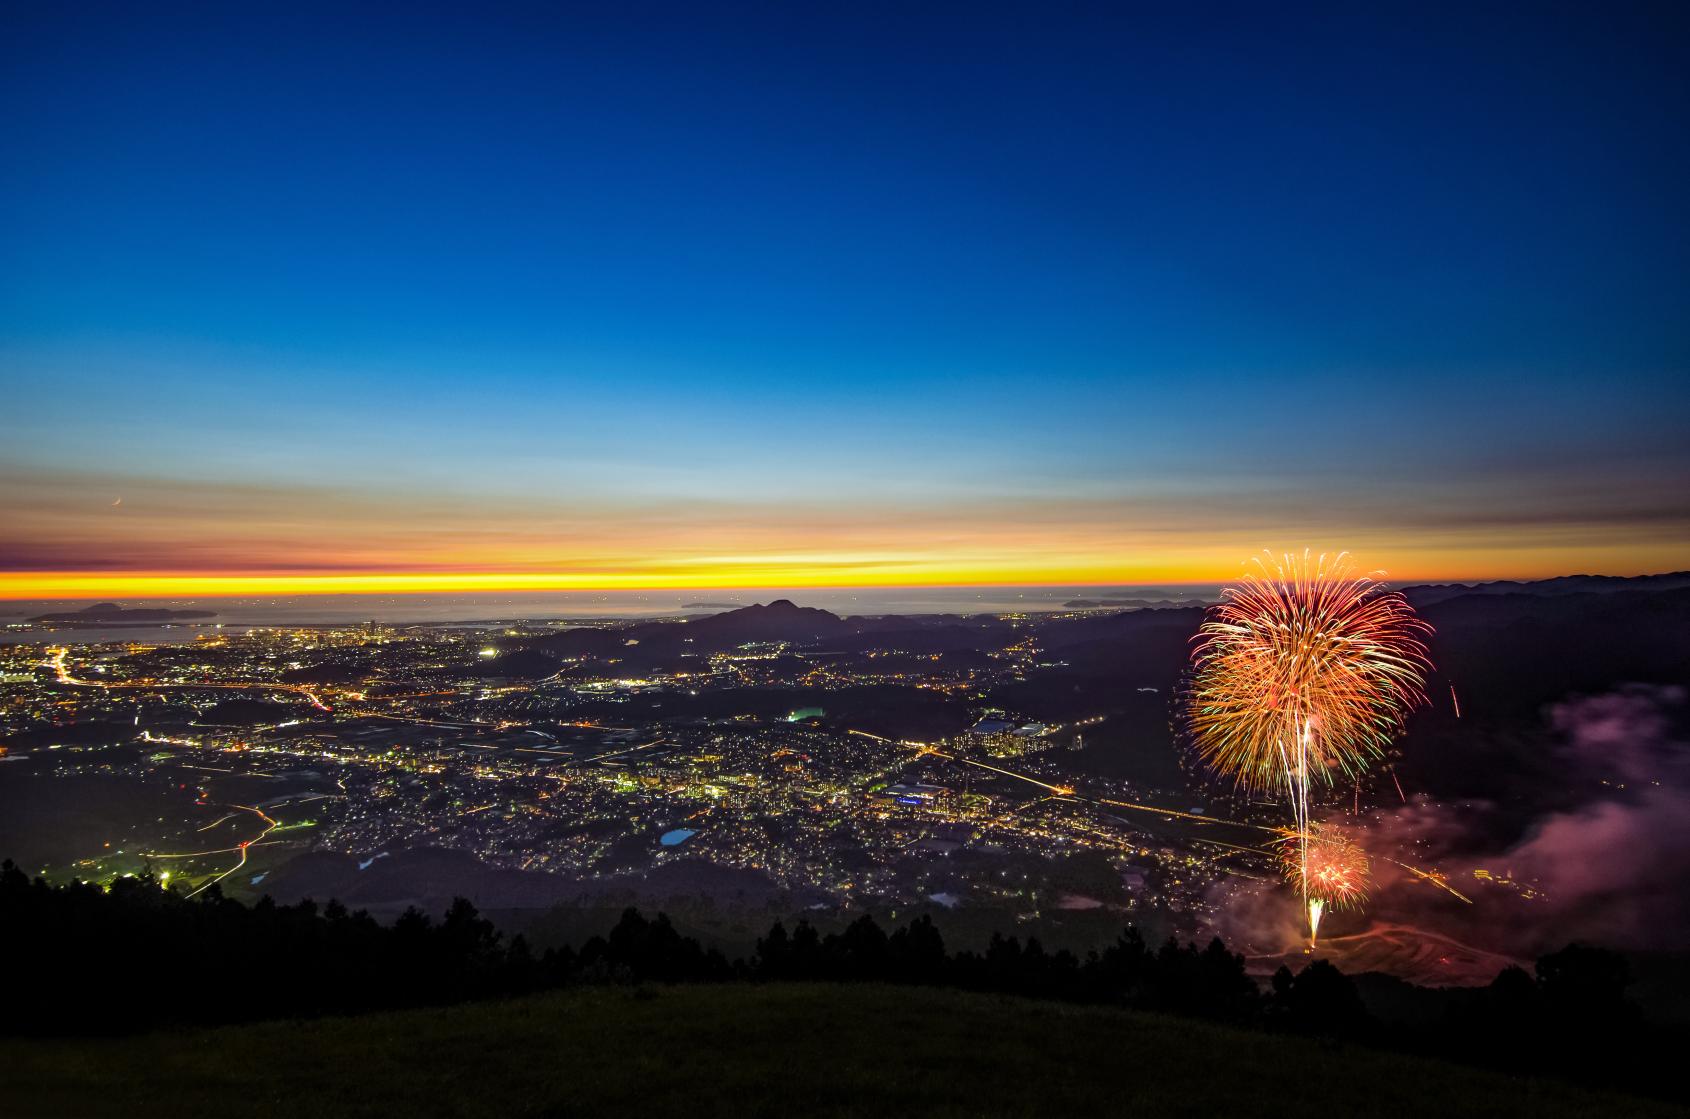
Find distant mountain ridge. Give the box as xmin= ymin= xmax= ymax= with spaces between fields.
xmin=27 ymin=602 xmax=217 ymax=624
xmin=1401 ymin=571 xmax=1690 ymax=607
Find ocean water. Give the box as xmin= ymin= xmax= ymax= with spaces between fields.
xmin=0 ymin=584 xmax=1219 ymax=645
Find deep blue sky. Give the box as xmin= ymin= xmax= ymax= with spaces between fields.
xmin=2 ymin=1 xmax=1687 ymax=592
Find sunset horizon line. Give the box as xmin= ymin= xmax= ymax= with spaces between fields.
xmin=4 ymin=564 xmax=1684 ymax=603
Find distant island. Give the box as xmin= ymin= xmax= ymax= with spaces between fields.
xmin=27 ymin=602 xmax=217 ymax=625
xmin=681 ymin=602 xmax=747 ymax=610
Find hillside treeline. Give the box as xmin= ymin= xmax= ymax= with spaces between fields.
xmin=2 ymin=861 xmax=1680 ymax=1103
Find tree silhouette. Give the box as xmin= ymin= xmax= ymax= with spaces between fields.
xmin=1 ymin=856 xmax=1677 ymax=1104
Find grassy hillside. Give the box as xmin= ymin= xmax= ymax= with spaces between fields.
xmin=4 ymin=984 xmax=1678 ymax=1119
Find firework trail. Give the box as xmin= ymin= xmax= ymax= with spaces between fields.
xmin=1189 ymin=551 xmax=1431 ymax=934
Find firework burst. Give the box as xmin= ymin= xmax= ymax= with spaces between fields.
xmin=1276 ymin=822 xmax=1372 ymax=912
xmin=1189 ymin=551 xmax=1430 ymax=936
xmin=1188 ymin=550 xmax=1432 ymax=792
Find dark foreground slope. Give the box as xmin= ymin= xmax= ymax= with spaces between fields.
xmin=4 ymin=985 xmax=1677 ymax=1119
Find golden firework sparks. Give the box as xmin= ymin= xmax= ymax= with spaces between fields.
xmin=1189 ymin=551 xmax=1430 ymax=936
xmin=1276 ymin=822 xmax=1372 ymax=912
xmin=1189 ymin=550 xmax=1432 ymax=793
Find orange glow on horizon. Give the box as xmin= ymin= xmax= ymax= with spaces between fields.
xmin=6 ymin=465 xmax=1684 ymax=603
xmin=3 ymin=565 xmax=1198 ymax=601
xmin=1 ymin=549 xmax=1679 ymax=602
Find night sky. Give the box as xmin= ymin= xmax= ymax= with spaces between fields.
xmin=3 ymin=1 xmax=1687 ymax=598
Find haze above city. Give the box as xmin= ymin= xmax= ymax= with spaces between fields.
xmin=4 ymin=2 xmax=1688 ymax=601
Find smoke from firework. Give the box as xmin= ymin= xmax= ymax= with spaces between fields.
xmin=1212 ymin=685 xmax=1690 ymax=966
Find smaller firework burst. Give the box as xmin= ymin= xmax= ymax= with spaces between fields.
xmin=1275 ymin=822 xmax=1372 ymax=912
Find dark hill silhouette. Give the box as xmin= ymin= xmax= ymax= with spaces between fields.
xmin=1418 ymin=586 xmax=1690 ymax=718
xmin=1036 ymin=607 xmax=1207 ymax=688
xmin=1404 ymin=570 xmax=1690 ymax=607
xmin=28 ymin=602 xmax=216 ymax=623
xmin=679 ymin=599 xmax=848 ymax=646
xmin=473 ymin=649 xmax=563 ymax=679
xmin=1038 ymin=605 xmax=1205 ymax=653
xmin=528 ymin=627 xmax=626 ymax=658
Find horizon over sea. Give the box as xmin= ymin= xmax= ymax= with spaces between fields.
xmin=0 ymin=584 xmax=1226 ymax=644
